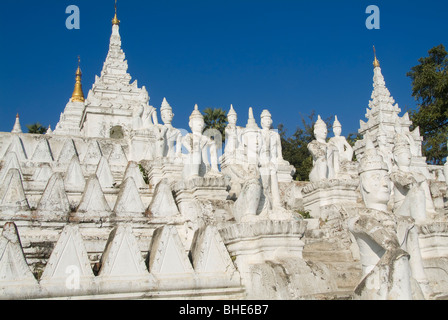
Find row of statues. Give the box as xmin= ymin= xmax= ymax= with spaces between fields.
xmin=131 ymin=100 xmax=288 ymax=187
xmin=307 ymin=115 xmax=354 ymax=182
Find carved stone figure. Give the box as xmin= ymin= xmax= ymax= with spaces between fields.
xmin=328 ymin=116 xmax=354 ymax=178
xmin=182 ymin=105 xmax=220 ymax=179
xmin=375 ymin=125 xmax=393 ymax=172
xmin=160 ymin=98 xmax=182 ymax=162
xmin=390 ymin=133 xmax=436 ymax=222
xmin=349 ymin=138 xmax=432 ymax=300
xmin=224 ymin=105 xmax=244 ymax=164
xmin=259 ymin=109 xmax=284 ymax=209
xmin=132 ymin=105 xmax=144 ymax=130
xmin=233 ymin=164 xmax=263 ymax=222
xmin=308 ymin=115 xmax=332 ymax=182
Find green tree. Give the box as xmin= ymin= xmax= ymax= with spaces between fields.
xmin=407 ymin=44 xmax=448 ymax=164
xmin=203 ymin=108 xmax=228 ymax=143
xmin=26 ymin=123 xmax=47 ymax=134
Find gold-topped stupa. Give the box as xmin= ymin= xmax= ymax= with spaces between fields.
xmin=71 ymin=56 xmax=85 ymax=103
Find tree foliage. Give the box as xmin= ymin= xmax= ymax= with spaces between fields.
xmin=407 ymin=44 xmax=448 ymax=164
xmin=26 ymin=123 xmax=47 ymax=135
xmin=203 ymin=108 xmax=228 ymax=143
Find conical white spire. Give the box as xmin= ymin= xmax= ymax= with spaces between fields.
xmin=368 ymin=49 xmax=400 ymax=117
xmin=11 ymin=114 xmax=22 ymax=134
xmin=246 ymin=107 xmax=259 ymax=129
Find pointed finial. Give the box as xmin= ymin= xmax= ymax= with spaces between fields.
xmin=76 ymin=55 xmax=82 ymax=76
xmin=333 ymin=115 xmax=342 ymax=128
xmin=161 ymin=98 xmax=172 ymax=111
xmin=246 ymin=107 xmax=259 ymax=129
xmin=189 ymin=104 xmax=203 ymax=120
xmin=228 ymin=104 xmax=237 ymax=116
xmin=71 ymin=56 xmax=85 ymax=103
xmin=112 ymin=0 xmax=120 ymax=26
xmin=373 ymin=46 xmax=380 ymax=68
xmin=314 ymin=115 xmax=327 ymax=130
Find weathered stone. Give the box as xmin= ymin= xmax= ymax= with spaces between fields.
xmin=31 ymin=138 xmax=54 ymax=163
xmin=149 ymin=225 xmax=194 ymax=275
xmin=76 ymin=175 xmax=111 ymax=220
xmin=113 ymin=177 xmax=145 ymax=219
xmin=64 ymin=156 xmax=86 ymax=192
xmin=40 ymin=225 xmax=95 ymax=294
xmin=0 ymin=169 xmax=29 ymax=213
xmin=36 ymin=173 xmax=71 ymax=221
xmin=147 ymin=178 xmax=179 ymax=218
xmin=96 ymin=156 xmax=115 ymax=189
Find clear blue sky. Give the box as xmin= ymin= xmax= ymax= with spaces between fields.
xmin=0 ymin=0 xmax=446 ymax=137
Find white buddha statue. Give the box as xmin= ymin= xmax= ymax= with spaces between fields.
xmin=160 ymin=98 xmax=182 ymax=162
xmin=308 ymin=115 xmax=332 ymax=182
xmin=182 ymin=104 xmax=220 ymax=179
xmin=328 ymin=116 xmax=354 ymax=178
xmin=224 ymin=105 xmax=244 ymax=164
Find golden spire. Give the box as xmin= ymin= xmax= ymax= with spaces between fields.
xmin=373 ymin=45 xmax=380 ymax=68
xmin=112 ymin=0 xmax=120 ymax=26
xmin=71 ymin=56 xmax=85 ymax=103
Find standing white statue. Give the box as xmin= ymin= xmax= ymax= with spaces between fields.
xmin=349 ymin=137 xmax=432 ymax=300
xmin=160 ymin=98 xmax=182 ymax=162
xmin=308 ymin=115 xmax=332 ymax=182
xmin=328 ymin=116 xmax=354 ymax=178
xmin=224 ymin=105 xmax=244 ymax=164
xmin=259 ymin=109 xmax=284 ymax=209
xmin=182 ymin=104 xmax=220 ymax=179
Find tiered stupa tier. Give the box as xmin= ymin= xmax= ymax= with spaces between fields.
xmin=354 ymin=47 xmax=427 ymax=175
xmin=80 ymin=8 xmax=152 ymax=139
xmin=54 ymin=6 xmax=152 ymax=139
xmin=53 ymin=58 xmax=85 ymax=136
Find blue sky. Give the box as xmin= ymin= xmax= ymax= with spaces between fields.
xmin=0 ymin=0 xmax=446 ymax=137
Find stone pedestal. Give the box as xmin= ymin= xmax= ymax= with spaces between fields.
xmin=418 ymin=222 xmax=448 ymax=298
xmin=219 ymin=220 xmax=338 ymax=299
xmin=302 ymin=179 xmax=360 ymax=219
xmin=129 ymin=131 xmax=156 ymax=162
xmin=173 ymin=177 xmax=229 ymax=203
xmin=277 ymin=163 xmax=296 ymax=183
